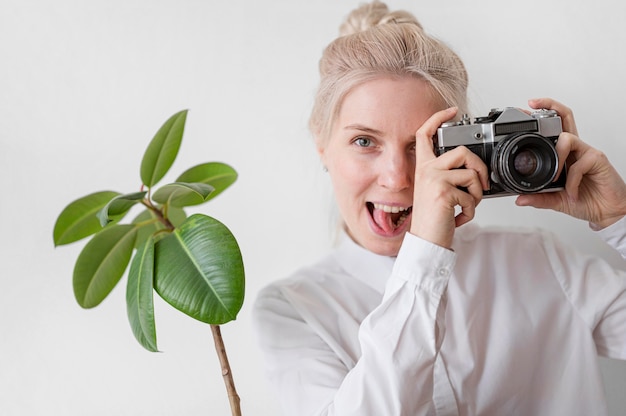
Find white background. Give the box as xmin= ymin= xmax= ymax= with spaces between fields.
xmin=1 ymin=0 xmax=625 ymax=414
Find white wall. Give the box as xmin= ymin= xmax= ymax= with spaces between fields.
xmin=1 ymin=0 xmax=625 ymax=414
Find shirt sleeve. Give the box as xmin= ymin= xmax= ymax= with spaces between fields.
xmin=542 ymin=225 xmax=626 ymax=360
xmin=591 ymin=216 xmax=626 ymax=358
xmin=593 ymin=215 xmax=626 ymax=260
xmin=253 ymin=233 xmax=456 ymax=416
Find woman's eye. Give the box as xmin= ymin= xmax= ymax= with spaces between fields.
xmin=354 ymin=137 xmax=373 ymax=147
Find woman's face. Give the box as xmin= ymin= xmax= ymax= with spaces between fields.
xmin=318 ymin=76 xmax=442 ymax=256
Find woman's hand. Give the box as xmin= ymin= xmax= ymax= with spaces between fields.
xmin=411 ymin=107 xmax=489 ymax=249
xmin=516 ymin=98 xmax=626 ymax=229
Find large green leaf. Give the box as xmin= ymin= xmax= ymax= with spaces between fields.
xmin=97 ymin=191 xmax=147 ymax=227
xmin=176 ymin=162 xmax=237 ymax=202
xmin=151 ymin=182 xmax=214 ymax=207
xmin=53 ymin=191 xmax=120 ymax=246
xmin=73 ymin=224 xmax=137 ymax=308
xmin=154 ymin=214 xmax=245 ymax=324
xmin=140 ymin=110 xmax=188 ymax=187
xmin=127 ymin=237 xmax=158 ymax=352
xmin=132 ymin=207 xmax=187 ymax=248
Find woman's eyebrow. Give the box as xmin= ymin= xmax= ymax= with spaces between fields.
xmin=343 ymin=124 xmax=383 ymax=135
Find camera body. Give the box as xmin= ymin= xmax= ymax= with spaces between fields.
xmin=436 ymin=107 xmax=566 ymax=197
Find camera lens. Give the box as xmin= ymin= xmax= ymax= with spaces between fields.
xmin=513 ymin=149 xmax=539 ymax=177
xmin=491 ymin=133 xmax=559 ymax=194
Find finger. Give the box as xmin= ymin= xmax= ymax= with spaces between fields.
xmin=528 ymin=97 xmax=578 ymax=135
xmin=446 ymin=165 xmax=486 ymax=204
xmin=415 ymin=107 xmax=458 ymax=165
xmin=563 ymin=147 xmax=605 ymax=200
xmin=554 ymin=132 xmax=595 ymax=193
xmin=515 ymin=192 xmax=564 ymax=212
xmin=454 ymin=187 xmax=478 ymax=227
xmin=435 ymin=146 xmax=490 ymax=191
xmin=553 ymin=132 xmax=576 ymax=182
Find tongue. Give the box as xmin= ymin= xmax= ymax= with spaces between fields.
xmin=373 ymin=207 xmax=395 ymax=234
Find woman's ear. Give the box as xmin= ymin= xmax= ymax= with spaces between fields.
xmin=316 ymin=138 xmax=327 ymax=165
xmin=315 ymin=137 xmax=325 ymax=156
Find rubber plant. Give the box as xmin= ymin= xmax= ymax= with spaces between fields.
xmin=53 ymin=110 xmax=245 ymax=415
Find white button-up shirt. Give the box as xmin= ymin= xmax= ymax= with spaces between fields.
xmin=253 ymin=219 xmax=626 ymax=415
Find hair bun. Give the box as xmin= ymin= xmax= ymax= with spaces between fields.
xmin=339 ymin=0 xmax=423 ymax=37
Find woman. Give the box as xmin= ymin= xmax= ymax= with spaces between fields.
xmin=253 ymin=1 xmax=626 ymax=414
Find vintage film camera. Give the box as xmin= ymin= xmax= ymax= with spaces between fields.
xmin=435 ymin=107 xmax=566 ymax=197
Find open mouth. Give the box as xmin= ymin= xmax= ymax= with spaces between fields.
xmin=367 ymin=202 xmax=412 ymax=235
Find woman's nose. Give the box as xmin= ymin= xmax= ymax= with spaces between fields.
xmin=377 ymin=151 xmax=413 ymax=191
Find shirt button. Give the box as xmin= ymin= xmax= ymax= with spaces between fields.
xmin=437 ymin=267 xmax=449 ymax=277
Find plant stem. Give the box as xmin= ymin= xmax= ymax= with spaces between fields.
xmin=141 ymin=199 xmax=175 ymax=230
xmin=210 ymin=324 xmax=241 ymax=416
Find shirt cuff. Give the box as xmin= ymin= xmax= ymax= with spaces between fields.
xmin=592 ymin=216 xmax=626 ymax=259
xmin=390 ymin=232 xmax=457 ymax=294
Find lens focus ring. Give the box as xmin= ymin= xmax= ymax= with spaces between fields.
xmin=491 ymin=133 xmax=559 ymax=194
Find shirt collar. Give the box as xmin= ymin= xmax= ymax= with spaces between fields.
xmin=330 ymin=231 xmax=396 ymax=295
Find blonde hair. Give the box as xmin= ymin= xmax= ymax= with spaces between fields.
xmin=309 ymin=0 xmax=468 ymax=144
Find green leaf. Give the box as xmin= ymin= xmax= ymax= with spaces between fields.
xmin=140 ymin=110 xmax=188 ymax=187
xmin=97 ymin=191 xmax=147 ymax=227
xmin=73 ymin=224 xmax=137 ymax=308
xmin=53 ymin=191 xmax=121 ymax=246
xmin=127 ymin=237 xmax=158 ymax=352
xmin=151 ymin=182 xmax=214 ymax=207
xmin=132 ymin=207 xmax=187 ymax=248
xmin=154 ymin=214 xmax=245 ymax=325
xmin=176 ymin=162 xmax=237 ymax=202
